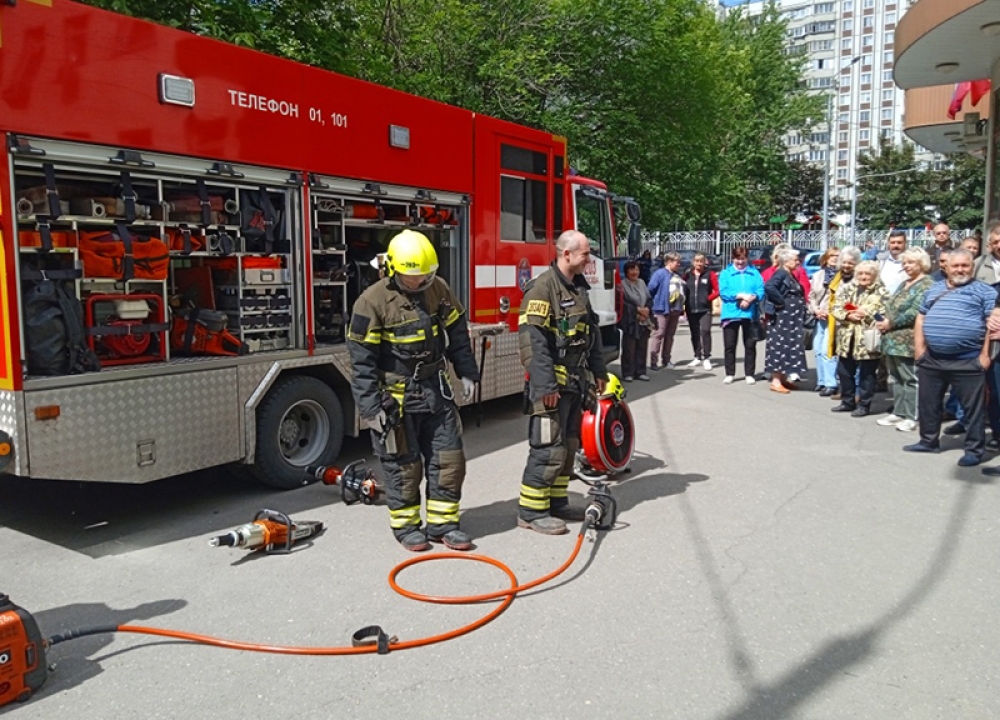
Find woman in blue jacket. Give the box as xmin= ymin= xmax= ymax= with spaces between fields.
xmin=718 ymin=246 xmax=765 ymax=384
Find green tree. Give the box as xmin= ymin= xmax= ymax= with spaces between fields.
xmin=81 ymin=0 xmax=359 ymax=74
xmin=772 ymin=159 xmax=826 ymax=218
xmin=712 ymin=5 xmax=823 ymax=228
xmin=355 ymin=0 xmax=816 ymax=231
xmin=931 ymin=152 xmax=987 ymax=229
xmin=854 ymin=138 xmax=935 ymax=229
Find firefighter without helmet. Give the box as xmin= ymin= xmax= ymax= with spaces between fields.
xmin=386 ymin=230 xmax=439 ymax=293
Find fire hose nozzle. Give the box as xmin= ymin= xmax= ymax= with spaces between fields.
xmin=583 ymin=482 xmax=617 ymax=531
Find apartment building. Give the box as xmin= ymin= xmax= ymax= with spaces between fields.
xmin=727 ymin=0 xmax=940 ymax=206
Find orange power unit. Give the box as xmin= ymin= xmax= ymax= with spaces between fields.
xmin=0 ymin=594 xmax=47 ymax=707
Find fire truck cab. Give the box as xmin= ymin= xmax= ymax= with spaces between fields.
xmin=0 ymin=0 xmax=627 ymax=488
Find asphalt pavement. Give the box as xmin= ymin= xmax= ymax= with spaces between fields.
xmin=3 ymin=327 xmax=999 ymax=719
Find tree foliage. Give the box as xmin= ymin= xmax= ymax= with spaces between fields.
xmin=932 ymin=152 xmax=987 ymax=229
xmin=79 ymin=0 xmax=820 ymax=231
xmin=855 ymin=137 xmax=986 ymax=230
xmin=772 ymin=159 xmax=825 ymax=218
xmin=83 ymin=0 xmax=359 ymax=73
xmin=712 ymin=5 xmax=823 ymax=227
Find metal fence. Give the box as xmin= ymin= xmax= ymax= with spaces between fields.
xmin=637 ymin=228 xmax=970 ymax=260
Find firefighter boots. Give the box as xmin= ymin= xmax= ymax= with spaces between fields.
xmin=399 ymin=530 xmax=431 ymax=552
xmin=428 ymin=529 xmax=473 ymax=551
xmin=518 ymin=516 xmax=569 ymax=535
xmin=550 ymin=504 xmax=587 ymax=522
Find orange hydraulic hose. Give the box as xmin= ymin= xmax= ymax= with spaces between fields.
xmin=113 ymin=532 xmax=587 ymax=656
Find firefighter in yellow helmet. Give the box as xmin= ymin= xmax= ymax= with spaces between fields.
xmin=518 ymin=229 xmax=609 ymax=535
xmin=348 ymin=230 xmax=480 ymax=551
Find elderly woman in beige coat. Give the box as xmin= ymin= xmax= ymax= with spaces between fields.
xmin=830 ymin=260 xmax=890 ymax=417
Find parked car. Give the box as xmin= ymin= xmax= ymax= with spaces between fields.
xmin=674 ymin=249 xmax=724 ymax=275
xmin=803 ymin=251 xmax=822 ymax=276
xmin=747 ymin=245 xmax=812 ymax=271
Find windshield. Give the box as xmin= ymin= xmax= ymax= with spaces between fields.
xmin=574 ymin=187 xmax=613 ymax=258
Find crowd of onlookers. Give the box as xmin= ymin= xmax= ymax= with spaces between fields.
xmin=617 ymin=222 xmax=1000 ymax=475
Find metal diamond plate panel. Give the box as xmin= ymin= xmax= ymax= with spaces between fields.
xmin=0 ymin=390 xmax=28 ymax=476
xmin=467 ymin=325 xmax=522 ymax=403
xmin=24 ymin=369 xmax=241 ymax=482
xmin=237 ymin=361 xmax=277 ymax=410
xmin=491 ymin=329 xmax=525 ymax=400
xmin=237 ymin=359 xmax=278 ymax=460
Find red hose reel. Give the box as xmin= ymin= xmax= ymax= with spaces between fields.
xmin=580 ymin=395 xmax=635 ymax=474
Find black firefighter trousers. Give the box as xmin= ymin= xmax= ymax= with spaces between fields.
xmin=371 ymin=403 xmax=466 ymax=541
xmin=519 ymin=390 xmax=582 ymax=522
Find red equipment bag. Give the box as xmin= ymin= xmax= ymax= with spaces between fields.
xmin=18 ymin=230 xmax=74 ymax=249
xmin=79 ymin=223 xmax=169 ymax=280
xmin=580 ymin=396 xmax=635 ymax=474
xmin=166 ymin=226 xmax=204 ymax=255
xmin=171 ymin=307 xmax=248 ymax=357
xmin=210 ymin=256 xmax=282 ymax=271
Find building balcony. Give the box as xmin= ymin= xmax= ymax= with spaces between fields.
xmin=903 ymin=85 xmax=990 ymax=154
xmin=895 ymin=0 xmax=1000 ymax=89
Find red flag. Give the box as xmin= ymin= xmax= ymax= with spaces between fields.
xmin=971 ymin=78 xmax=991 ymax=106
xmin=948 ymin=79 xmax=992 ymax=119
xmin=948 ymin=82 xmax=971 ymax=120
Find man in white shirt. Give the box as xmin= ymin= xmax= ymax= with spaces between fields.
xmin=878 ymin=229 xmax=907 ymax=294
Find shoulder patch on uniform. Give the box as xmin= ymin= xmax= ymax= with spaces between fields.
xmin=526 ymin=299 xmax=550 ymax=316
xmin=350 ymin=314 xmax=372 ymax=338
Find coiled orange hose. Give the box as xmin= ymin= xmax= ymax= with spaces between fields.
xmin=114 ymin=533 xmax=587 ymax=655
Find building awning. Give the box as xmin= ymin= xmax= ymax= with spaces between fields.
xmin=895 ymin=0 xmax=1000 ymax=89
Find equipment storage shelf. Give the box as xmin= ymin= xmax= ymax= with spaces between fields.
xmin=10 ymin=135 xmax=302 ymax=379
xmin=311 ymin=249 xmax=346 ymax=344
xmin=309 ymin=196 xmax=350 ymax=345
xmin=208 ymin=254 xmax=293 ymax=354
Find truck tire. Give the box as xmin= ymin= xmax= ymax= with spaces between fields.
xmin=250 ymin=375 xmax=344 ymax=489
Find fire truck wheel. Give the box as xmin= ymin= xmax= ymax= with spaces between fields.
xmin=251 ymin=375 xmax=344 ymax=489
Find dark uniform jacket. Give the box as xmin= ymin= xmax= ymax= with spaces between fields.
xmin=348 ymin=276 xmax=479 ymax=418
xmin=519 ymin=261 xmax=609 ymax=404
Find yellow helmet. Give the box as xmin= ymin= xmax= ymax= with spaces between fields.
xmin=602 ymin=373 xmax=625 ymax=401
xmin=385 ymin=230 xmax=438 ymax=292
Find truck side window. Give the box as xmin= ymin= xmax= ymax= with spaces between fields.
xmin=500 ymin=175 xmax=547 ymax=243
xmin=500 ymin=143 xmax=549 ymax=243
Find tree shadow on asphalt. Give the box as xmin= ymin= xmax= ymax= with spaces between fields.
xmin=23 ymin=598 xmax=186 ymax=700
xmin=696 ymin=471 xmax=990 ymax=720
xmin=460 ymin=452 xmax=708 ymax=542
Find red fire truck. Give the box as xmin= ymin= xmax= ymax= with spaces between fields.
xmin=0 ymin=0 xmax=632 ymax=488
